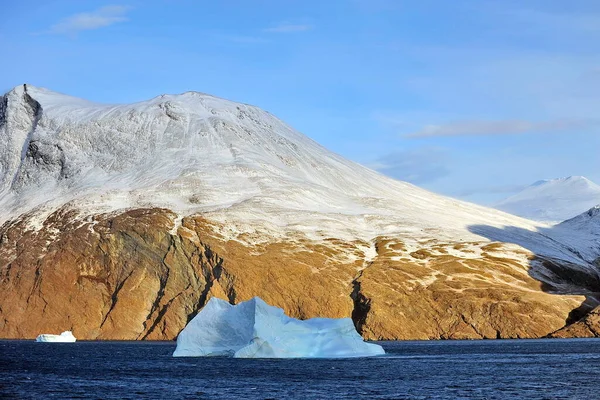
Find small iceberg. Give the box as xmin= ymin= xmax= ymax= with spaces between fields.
xmin=35 ymin=331 xmax=77 ymax=343
xmin=173 ymin=297 xmax=385 ymax=358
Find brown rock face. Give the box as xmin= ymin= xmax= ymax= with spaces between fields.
xmin=0 ymin=207 xmax=585 ymax=340
xmin=354 ymin=240 xmax=588 ymax=340
xmin=549 ymin=304 xmax=600 ymax=338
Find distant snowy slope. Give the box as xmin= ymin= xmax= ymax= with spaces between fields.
xmin=495 ymin=176 xmax=600 ymax=223
xmin=561 ymin=205 xmax=600 ymax=236
xmin=556 ymin=206 xmax=600 ymax=261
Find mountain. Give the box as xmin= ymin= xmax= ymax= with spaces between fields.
xmin=549 ymin=206 xmax=600 ymax=337
xmin=560 ymin=205 xmax=600 ymax=235
xmin=0 ymin=84 xmax=598 ymax=340
xmin=495 ymin=176 xmax=600 ymax=223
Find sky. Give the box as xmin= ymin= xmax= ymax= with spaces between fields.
xmin=1 ymin=0 xmax=599 ymax=205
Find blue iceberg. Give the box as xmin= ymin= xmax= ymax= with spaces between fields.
xmin=173 ymin=297 xmax=384 ymax=358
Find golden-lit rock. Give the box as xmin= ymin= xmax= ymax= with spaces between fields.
xmin=549 ymin=305 xmax=600 ymax=338
xmin=0 ymin=207 xmax=585 ymax=340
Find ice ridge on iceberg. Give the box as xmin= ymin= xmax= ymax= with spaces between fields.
xmin=173 ymin=297 xmax=385 ymax=358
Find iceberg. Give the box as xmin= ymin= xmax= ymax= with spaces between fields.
xmin=173 ymin=297 xmax=384 ymax=358
xmin=35 ymin=331 xmax=77 ymax=343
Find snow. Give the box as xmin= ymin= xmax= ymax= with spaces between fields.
xmin=561 ymin=205 xmax=600 ymax=236
xmin=173 ymin=297 xmax=385 ymax=358
xmin=553 ymin=206 xmax=600 ymax=262
xmin=495 ymin=176 xmax=600 ymax=223
xmin=0 ymin=84 xmax=597 ymax=271
xmin=35 ymin=331 xmax=77 ymax=343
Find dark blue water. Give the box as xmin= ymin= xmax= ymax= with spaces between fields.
xmin=1 ymin=339 xmax=600 ymax=399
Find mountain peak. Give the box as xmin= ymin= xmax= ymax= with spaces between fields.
xmin=530 ymin=176 xmax=592 ymax=187
xmin=560 ymin=176 xmax=592 ymax=184
xmin=496 ymin=176 xmax=600 ymax=222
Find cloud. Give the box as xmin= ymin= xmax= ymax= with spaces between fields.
xmin=263 ymin=24 xmax=313 ymax=33
xmin=50 ymin=5 xmax=130 ymax=34
xmin=406 ymin=119 xmax=596 ymax=138
xmin=371 ymin=147 xmax=450 ymax=184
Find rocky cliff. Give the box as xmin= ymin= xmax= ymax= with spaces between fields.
xmin=550 ymin=305 xmax=600 ymax=338
xmin=0 ymin=85 xmax=598 ymax=340
xmin=0 ymin=206 xmax=587 ymax=340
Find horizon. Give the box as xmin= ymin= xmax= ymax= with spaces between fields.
xmin=2 ymin=0 xmax=599 ymax=205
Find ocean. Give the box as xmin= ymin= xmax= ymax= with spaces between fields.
xmin=1 ymin=339 xmax=599 ymax=399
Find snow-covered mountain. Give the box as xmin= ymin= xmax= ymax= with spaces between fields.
xmin=556 ymin=206 xmax=600 ymax=262
xmin=495 ymin=176 xmax=600 ymax=223
xmin=0 ymin=84 xmax=598 ymax=341
xmin=561 ymin=205 xmax=600 ymax=236
xmin=0 ymin=85 xmax=577 ymax=246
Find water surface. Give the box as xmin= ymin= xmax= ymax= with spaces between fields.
xmin=1 ymin=339 xmax=599 ymax=399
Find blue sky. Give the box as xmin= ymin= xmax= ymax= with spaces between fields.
xmin=2 ymin=0 xmax=599 ymax=204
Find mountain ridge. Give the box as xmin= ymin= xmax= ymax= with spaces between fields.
xmin=0 ymin=84 xmax=598 ymax=341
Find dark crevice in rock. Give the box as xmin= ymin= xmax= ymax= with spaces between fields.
xmin=40 ymin=296 xmax=49 ymax=315
xmin=548 ymin=296 xmax=600 ymax=337
xmin=139 ymin=275 xmax=168 ymax=338
xmin=459 ymin=314 xmax=485 ymax=339
xmin=565 ymin=296 xmax=599 ymax=325
xmin=0 ymin=93 xmax=8 ymax=127
xmin=183 ymin=301 xmax=205 ymax=329
xmin=139 ymin=237 xmax=175 ymax=339
xmin=179 ymin=241 xmax=237 ymax=331
xmin=222 ymin=274 xmax=237 ymax=304
xmin=26 ymin=260 xmax=44 ymax=305
xmin=182 ymin=244 xmax=223 ymax=326
xmin=140 ymin=283 xmax=189 ymax=340
xmin=351 ymin=243 xmax=379 ymax=335
xmin=581 ymin=318 xmax=600 ymax=337
xmin=100 ymin=268 xmax=135 ymax=328
xmin=350 ymin=269 xmax=371 ymax=335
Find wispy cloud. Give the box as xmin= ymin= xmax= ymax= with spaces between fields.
xmin=406 ymin=119 xmax=596 ymax=138
xmin=263 ymin=24 xmax=313 ymax=33
xmin=50 ymin=5 xmax=130 ymax=35
xmin=370 ymin=147 xmax=450 ymax=184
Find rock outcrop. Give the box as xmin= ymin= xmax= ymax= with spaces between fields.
xmin=0 ymin=207 xmax=585 ymax=340
xmin=549 ymin=304 xmax=600 ymax=338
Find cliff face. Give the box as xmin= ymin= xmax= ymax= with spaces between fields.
xmin=0 ymin=207 xmax=583 ymax=340
xmin=549 ymin=304 xmax=600 ymax=338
